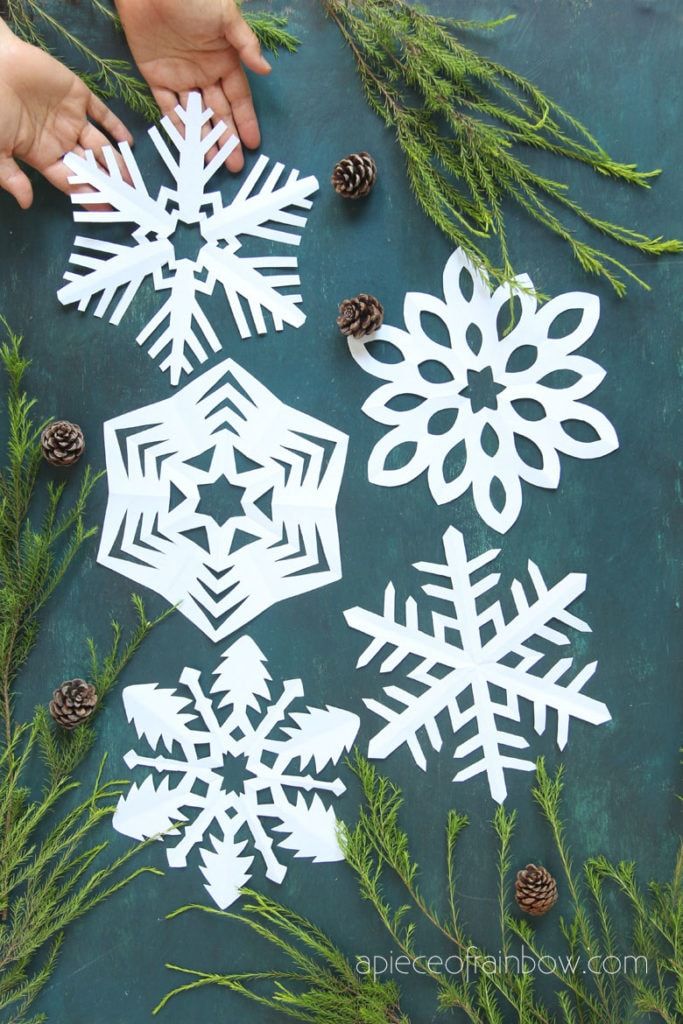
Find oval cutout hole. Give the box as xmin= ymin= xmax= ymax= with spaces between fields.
xmin=419 ymin=359 xmax=454 ymax=384
xmin=419 ymin=311 xmax=451 ymax=348
xmin=511 ymin=398 xmax=545 ymax=422
xmin=364 ymin=339 xmax=404 ymax=364
xmin=385 ymin=393 xmax=426 ymax=413
xmin=480 ymin=423 xmax=499 ymax=457
xmin=459 ymin=266 xmax=474 ymax=302
xmin=442 ymin=440 xmax=467 ymax=483
xmin=514 ymin=434 xmax=544 ymax=469
xmin=428 ymin=408 xmax=459 ymax=436
xmin=562 ymin=419 xmax=600 ymax=443
xmin=539 ymin=369 xmax=582 ymax=389
xmin=466 ymin=322 xmax=482 ymax=356
xmin=489 ymin=477 xmax=506 ymax=513
xmin=506 ymin=344 xmax=537 ymax=374
xmin=383 ymin=441 xmax=418 ymax=472
xmin=547 ymin=306 xmax=584 ymax=339
xmin=496 ymin=295 xmax=522 ymax=338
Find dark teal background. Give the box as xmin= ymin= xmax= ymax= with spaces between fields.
xmin=0 ymin=1 xmax=681 ymax=1021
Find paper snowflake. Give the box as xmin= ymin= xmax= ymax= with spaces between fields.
xmin=97 ymin=358 xmax=348 ymax=641
xmin=57 ymin=92 xmax=319 ymax=385
xmin=344 ymin=526 xmax=610 ymax=802
xmin=112 ymin=637 xmax=359 ymax=908
xmin=349 ymin=248 xmax=619 ymax=533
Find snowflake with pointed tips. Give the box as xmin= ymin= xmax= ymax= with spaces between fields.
xmin=57 ymin=92 xmax=318 ymax=385
xmin=344 ymin=526 xmax=611 ymax=802
xmin=97 ymin=358 xmax=348 ymax=642
xmin=113 ymin=637 xmax=360 ymax=908
xmin=350 ymin=248 xmax=619 ymax=533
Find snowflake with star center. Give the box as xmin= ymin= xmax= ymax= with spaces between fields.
xmin=97 ymin=357 xmax=348 ymax=642
xmin=349 ymin=248 xmax=619 ymax=533
xmin=112 ymin=637 xmax=360 ymax=908
xmin=58 ymin=92 xmax=319 ymax=385
xmin=344 ymin=526 xmax=611 ymax=802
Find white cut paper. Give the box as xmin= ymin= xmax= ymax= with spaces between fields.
xmin=113 ymin=637 xmax=360 ymax=908
xmin=58 ymin=91 xmax=319 ymax=385
xmin=344 ymin=526 xmax=611 ymax=802
xmin=97 ymin=358 xmax=348 ymax=640
xmin=349 ymin=248 xmax=619 ymax=533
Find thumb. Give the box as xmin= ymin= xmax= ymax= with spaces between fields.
xmin=0 ymin=156 xmax=33 ymax=209
xmin=225 ymin=9 xmax=271 ymax=75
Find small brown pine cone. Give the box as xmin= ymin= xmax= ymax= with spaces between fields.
xmin=41 ymin=420 xmax=85 ymax=467
xmin=331 ymin=152 xmax=377 ymax=199
xmin=515 ymin=864 xmax=558 ymax=917
xmin=337 ymin=294 xmax=384 ymax=339
xmin=49 ymin=679 xmax=98 ymax=730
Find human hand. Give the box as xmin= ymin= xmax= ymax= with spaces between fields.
xmin=114 ymin=0 xmax=271 ymax=172
xmin=0 ymin=23 xmax=133 ymax=209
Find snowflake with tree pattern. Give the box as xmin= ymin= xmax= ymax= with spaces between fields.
xmin=344 ymin=526 xmax=611 ymax=802
xmin=58 ymin=92 xmax=318 ymax=385
xmin=113 ymin=637 xmax=359 ymax=908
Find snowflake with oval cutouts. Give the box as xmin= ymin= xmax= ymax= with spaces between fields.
xmin=58 ymin=92 xmax=318 ymax=385
xmin=113 ymin=637 xmax=360 ymax=908
xmin=349 ymin=248 xmax=619 ymax=533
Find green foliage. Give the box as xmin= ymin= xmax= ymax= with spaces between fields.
xmin=154 ymin=895 xmax=409 ymax=1024
xmin=159 ymin=752 xmax=682 ymax=1024
xmin=240 ymin=7 xmax=300 ymax=55
xmin=0 ymin=320 xmax=168 ymax=1024
xmin=322 ymin=0 xmax=682 ymax=295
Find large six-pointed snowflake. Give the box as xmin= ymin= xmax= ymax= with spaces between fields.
xmin=58 ymin=92 xmax=318 ymax=384
xmin=97 ymin=358 xmax=348 ymax=641
xmin=113 ymin=637 xmax=360 ymax=908
xmin=349 ymin=248 xmax=619 ymax=533
xmin=344 ymin=526 xmax=611 ymax=802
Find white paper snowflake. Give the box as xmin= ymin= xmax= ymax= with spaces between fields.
xmin=113 ymin=637 xmax=359 ymax=907
xmin=57 ymin=92 xmax=318 ymax=385
xmin=97 ymin=358 xmax=348 ymax=641
xmin=350 ymin=248 xmax=619 ymax=533
xmin=344 ymin=526 xmax=610 ymax=802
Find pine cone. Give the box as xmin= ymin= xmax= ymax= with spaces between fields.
xmin=41 ymin=420 xmax=85 ymax=467
xmin=515 ymin=864 xmax=558 ymax=916
xmin=332 ymin=152 xmax=377 ymax=199
xmin=337 ymin=294 xmax=384 ymax=339
xmin=49 ymin=679 xmax=98 ymax=730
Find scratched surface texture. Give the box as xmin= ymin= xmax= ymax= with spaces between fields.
xmin=0 ymin=1 xmax=681 ymax=1021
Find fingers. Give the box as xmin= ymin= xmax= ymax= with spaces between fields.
xmin=78 ymin=122 xmax=132 ymax=183
xmin=203 ymin=82 xmax=243 ymax=172
xmin=0 ymin=155 xmax=33 ymax=209
xmin=224 ymin=9 xmax=272 ymax=76
xmin=152 ymin=86 xmax=180 ymax=123
xmin=221 ymin=63 xmax=261 ymax=153
xmin=86 ymin=92 xmax=133 ymax=145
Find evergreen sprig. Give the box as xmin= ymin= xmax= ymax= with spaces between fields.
xmin=154 ymin=895 xmax=408 ymax=1024
xmin=322 ymin=0 xmax=682 ymax=295
xmin=0 ymin=320 xmax=168 ymax=1024
xmin=158 ymin=754 xmax=682 ymax=1024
